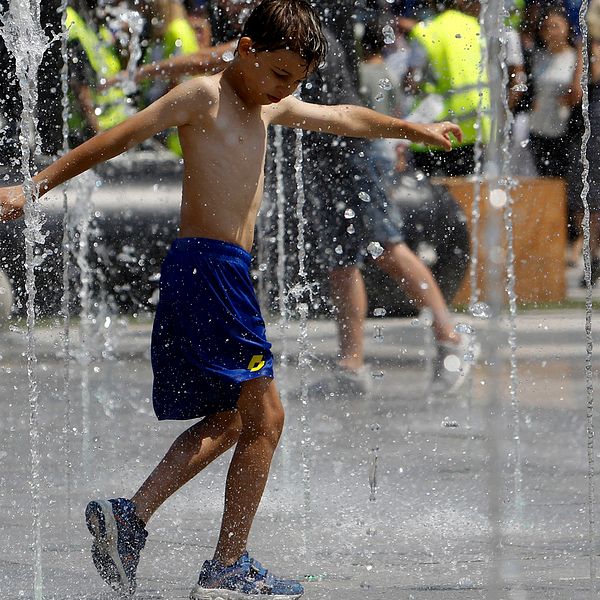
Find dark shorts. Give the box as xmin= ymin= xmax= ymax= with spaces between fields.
xmin=310 ymin=140 xmax=404 ymax=268
xmin=151 ymin=237 xmax=274 ymax=421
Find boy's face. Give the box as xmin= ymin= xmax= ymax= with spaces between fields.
xmin=237 ymin=37 xmax=311 ymax=105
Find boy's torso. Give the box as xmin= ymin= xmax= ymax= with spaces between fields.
xmin=176 ymin=73 xmax=269 ymax=252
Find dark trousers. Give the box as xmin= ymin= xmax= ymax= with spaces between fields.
xmin=412 ymin=144 xmax=477 ymax=177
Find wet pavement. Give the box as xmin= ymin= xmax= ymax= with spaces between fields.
xmin=1 ymin=310 xmax=599 ymax=599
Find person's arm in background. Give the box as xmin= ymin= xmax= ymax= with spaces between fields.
xmin=129 ymin=40 xmax=236 ymax=83
xmin=569 ymin=40 xmax=584 ymax=108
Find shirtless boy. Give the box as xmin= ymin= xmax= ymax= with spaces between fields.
xmin=0 ymin=1 xmax=461 ymax=598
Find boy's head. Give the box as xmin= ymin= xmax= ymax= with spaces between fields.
xmin=232 ymin=0 xmax=328 ymax=105
xmin=241 ymin=0 xmax=328 ymax=69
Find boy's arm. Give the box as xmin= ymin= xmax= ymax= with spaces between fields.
xmin=0 ymin=79 xmax=203 ymax=221
xmin=266 ymin=96 xmax=462 ymax=149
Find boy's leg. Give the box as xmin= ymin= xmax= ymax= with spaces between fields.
xmin=213 ymin=377 xmax=284 ymax=566
xmin=131 ymin=409 xmax=242 ymax=524
xmin=328 ymin=265 xmax=367 ymax=371
xmin=85 ymin=410 xmax=242 ymax=596
xmin=374 ymin=243 xmax=457 ymax=343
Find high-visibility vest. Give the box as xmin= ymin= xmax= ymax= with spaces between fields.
xmin=164 ymin=17 xmax=200 ymax=58
xmin=410 ymin=10 xmax=491 ymax=147
xmin=65 ymin=7 xmax=130 ymax=131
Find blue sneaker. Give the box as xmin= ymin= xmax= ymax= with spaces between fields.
xmin=85 ymin=498 xmax=148 ymax=597
xmin=189 ymin=551 xmax=304 ymax=599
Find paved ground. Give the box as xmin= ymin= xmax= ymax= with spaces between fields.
xmin=1 ymin=310 xmax=600 ymax=599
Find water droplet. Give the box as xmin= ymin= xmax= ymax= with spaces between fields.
xmin=373 ymin=307 xmax=387 ymax=317
xmin=382 ymin=24 xmax=395 ymax=44
xmin=367 ymin=241 xmax=384 ymax=258
xmin=443 ymin=354 xmax=461 ymax=372
xmin=489 ymin=188 xmax=508 ymax=209
xmin=470 ymin=301 xmax=491 ymax=319
xmin=378 ymin=77 xmax=392 ymax=91
xmin=347 ymin=224 xmax=355 ymax=234
xmin=222 ymin=51 xmax=235 ymax=62
xmin=520 ymin=138 xmax=530 ymax=148
xmin=258 ymin=263 xmax=267 ymax=272
xmin=359 ymin=191 xmax=371 ymax=202
xmin=375 ymin=92 xmax=384 ymax=103
xmin=454 ymin=323 xmax=473 ymax=334
xmin=442 ymin=417 xmax=459 ymax=428
xmin=512 ymin=83 xmax=528 ymax=93
xmin=335 ymin=245 xmax=343 ymax=254
xmin=344 ymin=208 xmax=355 ymax=219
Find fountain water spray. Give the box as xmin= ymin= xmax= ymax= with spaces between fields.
xmin=469 ymin=0 xmax=488 ymax=314
xmin=103 ymin=5 xmax=145 ymax=96
xmin=274 ymin=125 xmax=289 ymax=364
xmin=481 ymin=0 xmax=510 ymax=596
xmin=290 ymin=125 xmax=316 ymax=556
xmin=59 ymin=0 xmax=73 ymax=515
xmin=0 ymin=1 xmax=49 ymax=597
xmin=577 ymin=0 xmax=596 ymax=588
xmin=69 ymin=171 xmax=97 ymax=476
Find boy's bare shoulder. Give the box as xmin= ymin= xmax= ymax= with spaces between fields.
xmin=166 ymin=75 xmax=221 ymax=120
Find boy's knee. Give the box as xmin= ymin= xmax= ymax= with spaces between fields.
xmin=239 ymin=378 xmax=284 ymax=444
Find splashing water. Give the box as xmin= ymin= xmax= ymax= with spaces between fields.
xmin=498 ymin=9 xmax=523 ymax=520
xmin=69 ymin=171 xmax=97 ymax=475
xmin=120 ymin=9 xmax=145 ymax=96
xmin=274 ymin=125 xmax=289 ymax=364
xmin=59 ymin=0 xmax=73 ymax=514
xmin=0 ymin=1 xmax=49 ymax=597
xmin=578 ymin=0 xmax=597 ymax=588
xmin=468 ymin=0 xmax=488 ymax=313
xmin=481 ymin=0 xmax=508 ymax=596
xmin=382 ymin=24 xmax=395 ymax=45
xmin=292 ymin=125 xmax=314 ymax=557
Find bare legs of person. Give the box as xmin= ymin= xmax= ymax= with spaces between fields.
xmin=329 ymin=242 xmax=459 ymax=374
xmin=571 ymin=211 xmax=600 ymax=285
xmin=132 ymin=376 xmax=284 ymax=566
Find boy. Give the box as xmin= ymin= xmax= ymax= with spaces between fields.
xmin=0 ymin=1 xmax=461 ymax=598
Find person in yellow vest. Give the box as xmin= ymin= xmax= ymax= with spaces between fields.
xmin=65 ymin=1 xmax=132 ymax=144
xmin=99 ymin=0 xmax=235 ymax=154
xmin=128 ymin=0 xmax=234 ymax=154
xmin=407 ymin=0 xmax=491 ymax=176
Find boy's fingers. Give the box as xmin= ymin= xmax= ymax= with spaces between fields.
xmin=448 ymin=122 xmax=463 ymax=143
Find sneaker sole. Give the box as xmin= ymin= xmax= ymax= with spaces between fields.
xmin=189 ymin=586 xmax=303 ymax=600
xmin=85 ymin=500 xmax=130 ymax=595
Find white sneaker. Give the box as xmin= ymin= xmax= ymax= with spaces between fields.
xmin=432 ymin=334 xmax=481 ymax=395
xmin=334 ymin=364 xmax=374 ymax=396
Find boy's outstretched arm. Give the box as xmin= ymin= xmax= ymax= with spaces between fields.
xmin=266 ymin=96 xmax=462 ymax=150
xmin=0 ymin=79 xmax=201 ymax=222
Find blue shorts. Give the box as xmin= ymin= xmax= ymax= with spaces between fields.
xmin=151 ymin=237 xmax=274 ymax=421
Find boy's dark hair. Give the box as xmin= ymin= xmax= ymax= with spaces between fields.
xmin=241 ymin=0 xmax=329 ymax=68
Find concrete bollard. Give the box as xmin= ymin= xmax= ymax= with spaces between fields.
xmin=0 ymin=269 xmax=13 ymax=328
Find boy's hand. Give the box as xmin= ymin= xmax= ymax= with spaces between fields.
xmin=414 ymin=121 xmax=463 ymax=151
xmin=0 ymin=186 xmax=26 ymax=222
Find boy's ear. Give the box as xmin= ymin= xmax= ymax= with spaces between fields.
xmin=237 ymin=36 xmax=254 ymax=58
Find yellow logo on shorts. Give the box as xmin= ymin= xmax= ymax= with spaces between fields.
xmin=248 ymin=354 xmax=266 ymax=372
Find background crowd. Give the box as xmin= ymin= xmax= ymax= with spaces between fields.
xmin=0 ymin=0 xmax=597 ymax=278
